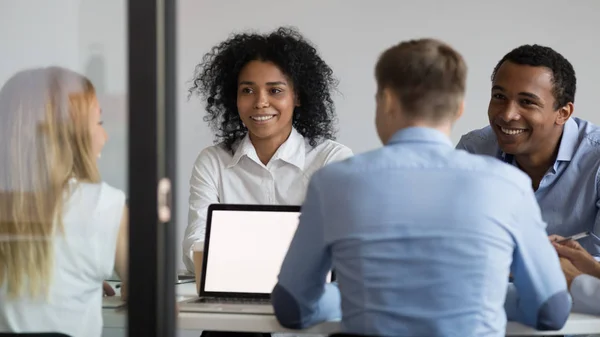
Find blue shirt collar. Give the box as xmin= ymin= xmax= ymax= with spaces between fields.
xmin=387 ymin=127 xmax=453 ymax=147
xmin=555 ymin=117 xmax=578 ymax=162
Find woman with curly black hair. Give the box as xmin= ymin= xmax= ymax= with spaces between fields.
xmin=182 ymin=27 xmax=353 ymax=274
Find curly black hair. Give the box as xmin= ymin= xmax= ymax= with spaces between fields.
xmin=189 ymin=26 xmax=339 ymax=152
xmin=491 ymin=44 xmax=576 ymax=110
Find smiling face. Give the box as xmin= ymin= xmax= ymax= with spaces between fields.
xmin=488 ymin=61 xmax=570 ymax=156
xmin=236 ymin=60 xmax=297 ymax=144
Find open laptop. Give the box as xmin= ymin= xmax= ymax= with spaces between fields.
xmin=179 ymin=204 xmax=333 ymax=314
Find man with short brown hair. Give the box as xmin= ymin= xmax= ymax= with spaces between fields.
xmin=272 ymin=38 xmax=570 ymax=336
xmin=375 ymin=38 xmax=466 ymax=124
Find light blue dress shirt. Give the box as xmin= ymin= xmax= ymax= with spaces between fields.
xmin=456 ymin=117 xmax=600 ymax=256
xmin=272 ymin=127 xmax=571 ymax=337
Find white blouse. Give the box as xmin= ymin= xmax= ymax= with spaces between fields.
xmin=183 ymin=128 xmax=353 ymax=271
xmin=0 ymin=181 xmax=125 ymax=337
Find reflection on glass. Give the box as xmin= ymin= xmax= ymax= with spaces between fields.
xmin=0 ymin=67 xmax=128 ymax=336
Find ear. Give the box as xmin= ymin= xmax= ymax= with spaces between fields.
xmin=555 ymin=102 xmax=574 ymax=126
xmin=381 ymin=87 xmax=396 ymax=118
xmin=454 ymin=99 xmax=465 ymax=121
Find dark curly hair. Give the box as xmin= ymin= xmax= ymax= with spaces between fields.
xmin=189 ymin=26 xmax=339 ymax=152
xmin=491 ymin=44 xmax=576 ymax=110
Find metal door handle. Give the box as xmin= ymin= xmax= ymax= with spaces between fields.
xmin=157 ymin=177 xmax=171 ymax=223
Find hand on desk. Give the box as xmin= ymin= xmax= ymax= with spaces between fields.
xmin=102 ymin=281 xmax=128 ymax=301
xmin=102 ymin=280 xmax=178 ymax=315
xmin=549 ymin=234 xmax=600 ymax=279
xmin=103 ymin=281 xmax=116 ymax=296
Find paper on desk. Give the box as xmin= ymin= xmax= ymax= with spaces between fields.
xmin=102 ymin=296 xmax=126 ymax=309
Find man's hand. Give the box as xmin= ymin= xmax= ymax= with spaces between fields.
xmin=550 ymin=236 xmax=600 ymax=279
xmin=103 ymin=281 xmax=116 ymax=297
xmin=548 ymin=234 xmax=566 ymax=242
xmin=559 ymin=257 xmax=583 ymax=289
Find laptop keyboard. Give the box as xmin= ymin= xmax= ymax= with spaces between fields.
xmin=200 ymin=297 xmax=270 ymax=305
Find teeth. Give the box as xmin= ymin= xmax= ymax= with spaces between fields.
xmin=500 ymin=127 xmax=526 ymax=135
xmin=251 ymin=115 xmax=274 ymax=121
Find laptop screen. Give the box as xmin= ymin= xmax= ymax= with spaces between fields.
xmin=202 ymin=206 xmax=302 ymax=295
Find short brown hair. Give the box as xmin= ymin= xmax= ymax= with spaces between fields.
xmin=375 ymin=38 xmax=467 ymax=122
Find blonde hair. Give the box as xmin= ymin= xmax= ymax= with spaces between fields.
xmin=0 ymin=67 xmax=100 ymax=298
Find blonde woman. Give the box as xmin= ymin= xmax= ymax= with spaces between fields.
xmin=0 ymin=67 xmax=128 ymax=337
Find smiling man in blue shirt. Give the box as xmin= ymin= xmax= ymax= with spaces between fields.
xmin=456 ymin=45 xmax=600 ymax=257
xmin=271 ymin=39 xmax=571 ymax=336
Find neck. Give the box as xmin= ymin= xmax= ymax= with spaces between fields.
xmin=384 ymin=120 xmax=452 ymax=145
xmin=249 ymin=127 xmax=293 ymax=165
xmin=515 ymin=152 xmax=557 ymax=178
xmin=514 ymin=128 xmax=564 ymax=183
xmin=400 ymin=119 xmax=453 ymax=137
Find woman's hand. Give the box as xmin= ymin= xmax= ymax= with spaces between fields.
xmin=103 ymin=281 xmax=115 ymax=296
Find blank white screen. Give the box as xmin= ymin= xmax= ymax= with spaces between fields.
xmin=204 ymin=210 xmax=300 ymax=293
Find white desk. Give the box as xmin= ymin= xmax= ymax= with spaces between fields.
xmin=102 ymin=283 xmax=600 ymax=336
xmin=102 ymin=283 xmax=333 ymax=336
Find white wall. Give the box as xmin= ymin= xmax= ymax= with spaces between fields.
xmin=0 ymin=0 xmax=128 ymax=193
xmin=3 ymin=0 xmax=600 ymax=271
xmin=176 ymin=0 xmax=600 ymax=268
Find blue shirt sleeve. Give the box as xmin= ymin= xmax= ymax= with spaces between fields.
xmin=506 ymin=189 xmax=572 ymax=330
xmin=570 ymin=274 xmax=600 ymax=315
xmin=455 ymin=134 xmax=469 ymax=151
xmin=589 ymin=171 xmax=600 ymax=255
xmin=454 ymin=128 xmax=499 ymax=158
xmin=271 ymin=172 xmax=341 ymax=329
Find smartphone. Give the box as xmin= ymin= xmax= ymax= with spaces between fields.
xmin=555 ymin=231 xmax=590 ymax=243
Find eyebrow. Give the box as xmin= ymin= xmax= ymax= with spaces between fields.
xmin=238 ymin=81 xmax=288 ymax=86
xmin=491 ymin=85 xmax=541 ymax=100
